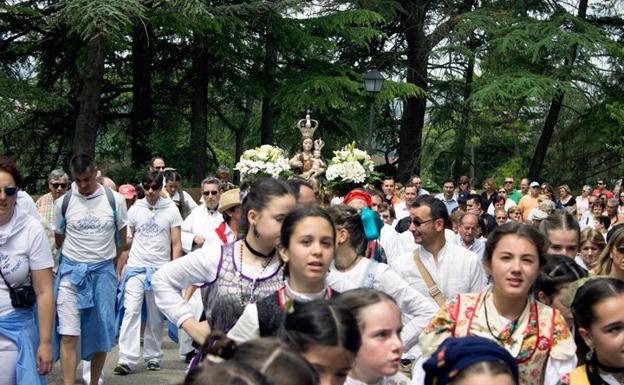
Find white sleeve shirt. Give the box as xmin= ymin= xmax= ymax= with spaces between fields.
xmin=180 ymin=204 xmax=223 ymax=252
xmin=389 ymin=241 xmax=488 ymax=301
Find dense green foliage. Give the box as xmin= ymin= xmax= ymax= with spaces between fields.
xmin=1 ymin=0 xmax=623 ymax=193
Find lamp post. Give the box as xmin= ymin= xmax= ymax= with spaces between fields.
xmin=363 ymin=69 xmax=384 ymax=155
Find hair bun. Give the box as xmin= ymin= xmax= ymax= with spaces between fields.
xmin=202 ymin=331 xmax=238 ymax=361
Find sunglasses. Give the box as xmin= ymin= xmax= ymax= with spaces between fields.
xmin=142 ymin=183 xmax=161 ymax=191
xmin=460 ymin=181 xmax=469 ymax=185
xmin=496 ymin=216 xmax=507 ymax=220
xmin=504 ymin=181 xmax=513 ymax=184
xmin=154 ymin=166 xmax=165 ymax=170
xmin=0 ymin=186 xmax=19 ymax=196
xmin=380 ymin=214 xmax=390 ymax=219
xmin=50 ymin=183 xmax=68 ymax=189
xmin=203 ymin=190 xmax=219 ymax=196
xmin=412 ymin=217 xmax=437 ymax=227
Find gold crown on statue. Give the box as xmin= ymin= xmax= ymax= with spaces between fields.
xmin=314 ymin=139 xmax=325 ymax=151
xmin=297 ymin=113 xmax=318 ymax=139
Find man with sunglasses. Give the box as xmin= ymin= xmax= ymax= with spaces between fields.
xmin=36 ymin=169 xmax=70 ymax=225
xmin=592 ymin=178 xmax=614 ymax=199
xmin=390 ymin=196 xmax=487 ymax=306
xmin=503 ymin=176 xmax=523 ymax=204
xmin=114 ymin=170 xmax=182 ymax=375
xmin=35 ymin=170 xmax=70 ymax=267
xmin=180 ymin=177 xmax=223 ymax=252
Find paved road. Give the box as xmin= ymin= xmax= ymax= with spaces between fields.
xmin=48 ymin=338 xmax=189 ymax=385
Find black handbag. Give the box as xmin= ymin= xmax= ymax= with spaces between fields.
xmin=0 ymin=267 xmax=36 ymax=309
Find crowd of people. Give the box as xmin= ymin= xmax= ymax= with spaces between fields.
xmin=1 ymin=153 xmax=624 ymax=385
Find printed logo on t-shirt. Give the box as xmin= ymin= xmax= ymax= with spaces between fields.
xmin=71 ymin=210 xmax=107 ymax=235
xmin=0 ymin=251 xmax=23 ymax=278
xmin=135 ymin=218 xmax=162 ymax=237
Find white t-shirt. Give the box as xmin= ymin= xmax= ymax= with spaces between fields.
xmin=127 ymin=198 xmax=183 ymax=268
xmin=0 ymin=209 xmax=54 ymax=317
xmin=52 ymin=184 xmax=128 ymax=263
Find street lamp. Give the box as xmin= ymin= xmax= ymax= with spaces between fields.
xmin=363 ymin=69 xmax=384 ymax=155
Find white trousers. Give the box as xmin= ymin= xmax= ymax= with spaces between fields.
xmin=178 ymin=288 xmax=203 ymax=356
xmin=117 ymin=274 xmax=164 ymax=368
xmin=0 ymin=348 xmax=18 ymax=385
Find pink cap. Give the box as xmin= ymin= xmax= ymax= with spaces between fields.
xmin=118 ymin=184 xmax=137 ymax=199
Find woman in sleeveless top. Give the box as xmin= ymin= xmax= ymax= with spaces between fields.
xmin=228 ymin=205 xmax=337 ymax=341
xmin=152 ymin=178 xmax=296 ymax=346
xmin=417 ymin=222 xmax=577 ymax=385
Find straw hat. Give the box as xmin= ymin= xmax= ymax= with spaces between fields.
xmin=218 ymin=188 xmax=241 ymax=213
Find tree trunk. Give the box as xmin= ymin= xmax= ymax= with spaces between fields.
xmin=131 ymin=23 xmax=153 ymax=170
xmin=398 ymin=4 xmax=427 ymax=183
xmin=259 ymin=16 xmax=277 ymax=145
xmin=527 ymin=0 xmax=588 ymax=180
xmin=236 ymin=96 xmax=254 ymax=163
xmin=189 ymin=33 xmax=209 ymax=185
xmin=452 ymin=42 xmax=475 ymax=180
xmin=72 ymin=33 xmax=106 ymax=157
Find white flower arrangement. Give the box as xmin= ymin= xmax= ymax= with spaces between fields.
xmin=235 ymin=144 xmax=291 ymax=180
xmin=325 ymin=142 xmax=377 ymax=195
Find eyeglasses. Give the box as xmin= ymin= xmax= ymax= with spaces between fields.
xmin=496 ymin=216 xmax=507 ymax=220
xmin=203 ymin=190 xmax=219 ymax=196
xmin=412 ymin=217 xmax=437 ymax=227
xmin=460 ymin=182 xmax=469 ymax=185
xmin=0 ymin=186 xmax=19 ymax=196
xmin=50 ymin=183 xmax=68 ymax=189
xmin=504 ymin=181 xmax=513 ymax=184
xmin=142 ymin=183 xmax=161 ymax=191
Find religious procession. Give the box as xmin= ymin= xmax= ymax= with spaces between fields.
xmin=2 ymin=107 xmax=624 ymax=385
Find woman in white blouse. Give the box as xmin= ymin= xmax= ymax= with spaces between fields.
xmin=152 ymin=178 xmax=296 ymax=347
xmin=228 ymin=204 xmax=337 ymax=341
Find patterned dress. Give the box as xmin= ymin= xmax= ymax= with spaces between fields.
xmin=201 ymin=242 xmax=283 ymax=333
xmin=420 ymin=291 xmax=576 ymax=385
